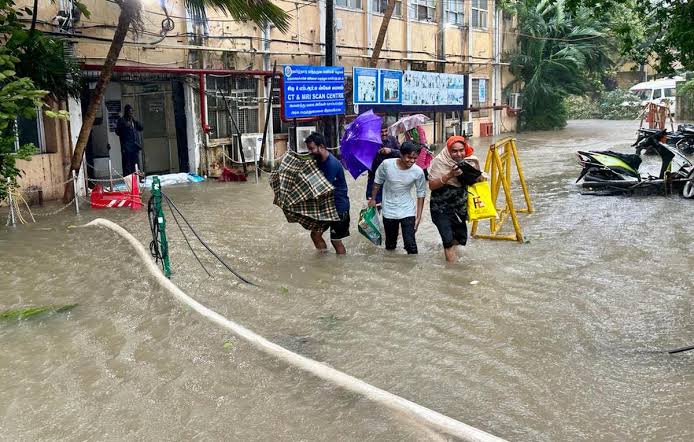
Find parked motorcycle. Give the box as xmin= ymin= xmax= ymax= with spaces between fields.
xmin=668 ymin=124 xmax=694 ymax=155
xmin=576 ymin=129 xmax=694 ymax=197
xmin=637 ymin=125 xmax=694 ymax=155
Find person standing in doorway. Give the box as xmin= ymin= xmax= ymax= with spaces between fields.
xmin=368 ymin=142 xmax=426 ymax=254
xmin=115 ymin=104 xmax=144 ymax=176
xmin=305 ymin=132 xmax=350 ymax=255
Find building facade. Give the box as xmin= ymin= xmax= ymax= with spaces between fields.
xmin=16 ymin=0 xmax=518 ymax=198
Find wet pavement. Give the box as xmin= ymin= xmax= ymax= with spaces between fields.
xmin=2 ymin=120 xmax=694 ymax=441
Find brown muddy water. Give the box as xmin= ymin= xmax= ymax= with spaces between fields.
xmin=2 ymin=120 xmax=694 ymax=441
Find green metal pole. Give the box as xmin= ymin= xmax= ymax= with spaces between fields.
xmin=151 ymin=176 xmax=171 ymax=278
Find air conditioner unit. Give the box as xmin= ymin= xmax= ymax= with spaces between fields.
xmin=509 ymin=93 xmax=522 ymax=109
xmin=288 ymin=126 xmax=316 ymax=153
xmin=232 ymin=133 xmax=263 ymax=163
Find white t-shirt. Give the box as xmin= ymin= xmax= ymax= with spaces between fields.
xmin=374 ymin=159 xmax=427 ymax=219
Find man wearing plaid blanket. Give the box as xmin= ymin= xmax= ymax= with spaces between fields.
xmin=305 ymin=132 xmax=350 ymax=254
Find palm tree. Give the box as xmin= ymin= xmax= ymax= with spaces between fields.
xmin=506 ymin=0 xmax=612 ymax=130
xmin=67 ymin=0 xmax=290 ymax=191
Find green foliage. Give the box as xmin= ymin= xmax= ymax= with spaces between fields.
xmin=563 ymin=0 xmax=694 ymax=74
xmin=184 ymin=0 xmax=291 ymax=33
xmin=565 ymin=89 xmax=642 ymax=120
xmin=679 ymin=79 xmax=694 ymax=98
xmin=0 ymin=0 xmax=83 ymax=100
xmin=506 ymin=0 xmax=613 ymax=130
xmin=0 ymin=51 xmax=46 ymax=200
xmin=0 ymin=304 xmax=77 ymax=320
xmin=0 ymin=0 xmax=79 ymax=199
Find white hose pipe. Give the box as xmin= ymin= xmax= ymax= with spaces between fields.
xmin=84 ymin=218 xmax=505 ymax=442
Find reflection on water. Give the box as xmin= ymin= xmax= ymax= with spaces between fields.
xmin=2 ymin=120 xmax=694 ymax=441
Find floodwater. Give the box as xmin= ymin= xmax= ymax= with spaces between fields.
xmin=2 ymin=120 xmax=694 ymax=441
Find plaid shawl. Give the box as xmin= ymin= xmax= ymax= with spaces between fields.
xmin=270 ymin=151 xmax=340 ymax=231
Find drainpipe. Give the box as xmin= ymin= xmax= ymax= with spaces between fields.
xmin=296 ymin=3 xmax=301 ymax=52
xmin=366 ymin=0 xmax=372 ymax=57
xmin=263 ymin=23 xmax=275 ymax=164
xmin=494 ymin=9 xmax=504 ymax=135
xmin=405 ymin=0 xmax=411 ymax=69
xmin=491 ymin=2 xmax=497 ymax=136
xmin=319 ymin=0 xmax=326 ymax=65
xmin=438 ymin=0 xmax=446 ymax=143
xmin=467 ymin=0 xmax=473 ymax=136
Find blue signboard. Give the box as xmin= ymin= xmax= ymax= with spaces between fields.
xmin=379 ymin=69 xmax=402 ymax=104
xmin=479 ymin=79 xmax=487 ymax=103
xmin=282 ymin=65 xmax=345 ymax=119
xmin=353 ymin=67 xmax=379 ymax=104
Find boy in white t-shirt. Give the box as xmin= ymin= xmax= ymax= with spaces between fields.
xmin=368 ymin=142 xmax=427 ymax=254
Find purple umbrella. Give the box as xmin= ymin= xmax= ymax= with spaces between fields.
xmin=340 ymin=110 xmax=383 ymax=179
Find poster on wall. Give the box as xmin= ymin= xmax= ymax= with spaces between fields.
xmin=379 ymin=69 xmax=402 ymax=104
xmin=353 ymin=67 xmax=379 ymax=104
xmin=282 ymin=65 xmax=345 ymax=119
xmin=401 ymin=71 xmax=466 ymax=106
xmin=402 ymin=71 xmax=447 ymax=106
xmin=446 ymin=74 xmax=466 ymax=106
xmin=479 ymin=79 xmax=487 ymax=102
xmin=105 ymin=100 xmax=121 ymax=132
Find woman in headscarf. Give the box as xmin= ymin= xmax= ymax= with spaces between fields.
xmin=428 ymin=135 xmax=481 ymax=262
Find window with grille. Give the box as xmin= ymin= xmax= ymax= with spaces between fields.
xmin=447 ymin=0 xmax=463 ymax=25
xmin=471 ymin=78 xmax=489 ymax=117
xmin=471 ymin=0 xmax=488 ymax=28
xmin=206 ymin=76 xmax=259 ymax=139
xmin=410 ymin=0 xmax=436 ymax=21
xmin=372 ymin=0 xmax=402 ymax=16
xmin=14 ymin=109 xmax=45 ymax=154
xmin=336 ymin=0 xmax=362 ymax=10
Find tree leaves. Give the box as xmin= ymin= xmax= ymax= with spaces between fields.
xmin=507 ymin=0 xmax=612 ymax=129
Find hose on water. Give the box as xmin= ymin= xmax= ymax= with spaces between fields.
xmin=161 ymin=192 xmax=255 ymax=286
xmin=82 ymin=218 xmax=504 ymax=442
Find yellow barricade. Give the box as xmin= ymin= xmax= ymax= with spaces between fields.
xmin=471 ymin=137 xmax=533 ymax=243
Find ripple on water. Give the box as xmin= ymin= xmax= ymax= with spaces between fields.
xmin=2 ymin=120 xmax=694 ymax=440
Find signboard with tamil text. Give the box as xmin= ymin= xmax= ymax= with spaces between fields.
xmin=282 ymin=65 xmax=345 ymax=119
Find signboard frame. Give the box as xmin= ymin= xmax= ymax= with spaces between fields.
xmin=353 ymin=67 xmax=379 ymax=105
xmin=282 ymin=65 xmax=345 ymax=119
xmin=379 ymin=69 xmax=403 ymax=104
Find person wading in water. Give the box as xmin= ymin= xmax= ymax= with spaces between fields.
xmin=305 ymin=132 xmax=350 ymax=255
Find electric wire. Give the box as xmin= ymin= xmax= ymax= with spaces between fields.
xmin=167 ymin=201 xmax=212 ymax=277
xmin=162 ymin=193 xmax=255 ymax=285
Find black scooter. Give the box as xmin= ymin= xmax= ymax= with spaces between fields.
xmin=576 ymin=129 xmax=694 ymax=197
xmin=668 ymin=124 xmax=694 ymax=155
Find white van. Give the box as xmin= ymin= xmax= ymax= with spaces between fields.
xmin=629 ymin=76 xmax=683 ymax=113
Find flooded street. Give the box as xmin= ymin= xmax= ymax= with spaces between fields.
xmin=2 ymin=120 xmax=694 ymax=440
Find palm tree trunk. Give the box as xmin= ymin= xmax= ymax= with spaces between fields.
xmin=370 ymin=0 xmax=397 ymax=68
xmin=30 ymin=0 xmax=39 ymax=33
xmin=65 ymin=4 xmax=137 ymax=199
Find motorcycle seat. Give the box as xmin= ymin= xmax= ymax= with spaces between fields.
xmin=590 ymin=150 xmax=642 ymax=171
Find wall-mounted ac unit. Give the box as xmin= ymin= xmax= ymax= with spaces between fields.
xmin=288 ymin=126 xmax=316 ymax=153
xmin=232 ymin=133 xmax=263 ymax=163
xmin=508 ymin=93 xmax=522 ymax=109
